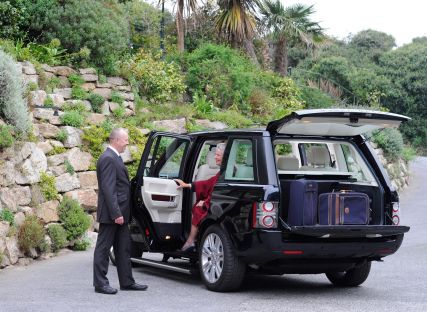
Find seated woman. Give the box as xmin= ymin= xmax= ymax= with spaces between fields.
xmin=174 ymin=142 xmax=226 ymax=251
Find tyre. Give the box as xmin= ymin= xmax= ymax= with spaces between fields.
xmin=326 ymin=261 xmax=371 ymax=287
xmin=109 ymin=242 xmax=143 ymax=267
xmin=199 ymin=224 xmax=246 ymax=292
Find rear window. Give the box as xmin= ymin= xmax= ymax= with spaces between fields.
xmin=274 ymin=139 xmax=377 ymax=185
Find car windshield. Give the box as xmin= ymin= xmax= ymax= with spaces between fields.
xmin=273 ymin=139 xmax=377 ymax=185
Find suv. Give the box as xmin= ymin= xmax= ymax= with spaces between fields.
xmin=113 ymin=109 xmax=410 ymax=292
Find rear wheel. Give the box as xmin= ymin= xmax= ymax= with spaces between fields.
xmin=199 ymin=225 xmax=246 ymax=292
xmin=326 ymin=261 xmax=371 ymax=287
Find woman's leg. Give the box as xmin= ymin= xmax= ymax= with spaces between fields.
xmin=181 ymin=225 xmax=198 ymax=250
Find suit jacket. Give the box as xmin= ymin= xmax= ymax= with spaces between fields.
xmin=96 ymin=148 xmax=131 ymax=224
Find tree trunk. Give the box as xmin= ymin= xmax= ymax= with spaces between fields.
xmin=260 ymin=39 xmax=271 ymax=70
xmin=275 ymin=37 xmax=288 ymax=76
xmin=176 ymin=2 xmax=185 ymax=53
xmin=243 ymin=39 xmax=259 ymax=67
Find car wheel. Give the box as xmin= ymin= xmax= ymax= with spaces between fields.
xmin=326 ymin=261 xmax=371 ymax=287
xmin=199 ymin=224 xmax=246 ymax=292
xmin=109 ymin=242 xmax=143 ymax=267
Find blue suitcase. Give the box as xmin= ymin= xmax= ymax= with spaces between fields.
xmin=318 ymin=191 xmax=369 ymax=225
xmin=287 ymin=180 xmax=318 ymax=226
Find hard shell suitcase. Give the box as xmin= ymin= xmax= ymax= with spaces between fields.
xmin=287 ymin=180 xmax=318 ymax=226
xmin=318 ymin=191 xmax=369 ymax=225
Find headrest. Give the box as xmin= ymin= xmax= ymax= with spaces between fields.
xmin=308 ymin=146 xmax=330 ymax=166
xmin=277 ymin=155 xmax=299 ymax=170
xmin=207 ymin=149 xmax=218 ymax=169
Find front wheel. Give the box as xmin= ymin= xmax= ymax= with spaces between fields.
xmin=199 ymin=224 xmax=246 ymax=292
xmin=326 ymin=261 xmax=371 ymax=287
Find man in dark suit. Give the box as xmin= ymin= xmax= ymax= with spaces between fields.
xmin=93 ymin=128 xmax=148 ymax=294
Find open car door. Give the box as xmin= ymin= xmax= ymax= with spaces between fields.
xmin=267 ymin=109 xmax=410 ymax=137
xmin=137 ymin=132 xmax=191 ymax=242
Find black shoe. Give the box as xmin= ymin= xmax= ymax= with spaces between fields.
xmin=120 ymin=283 xmax=148 ymax=291
xmin=94 ymin=285 xmax=118 ymax=295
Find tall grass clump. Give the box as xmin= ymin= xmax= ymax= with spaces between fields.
xmin=0 ymin=50 xmax=30 ymax=133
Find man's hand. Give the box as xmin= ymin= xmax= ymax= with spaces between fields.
xmin=114 ymin=216 xmax=124 ymax=225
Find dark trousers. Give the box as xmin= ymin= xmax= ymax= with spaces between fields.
xmin=93 ymin=223 xmax=135 ymax=287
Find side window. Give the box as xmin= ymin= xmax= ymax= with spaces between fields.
xmin=144 ymin=136 xmax=188 ymax=179
xmin=194 ymin=142 xmax=223 ymax=182
xmin=301 ymin=143 xmax=332 ymax=168
xmin=341 ymin=144 xmax=366 ymax=181
xmin=224 ymin=139 xmax=254 ymax=181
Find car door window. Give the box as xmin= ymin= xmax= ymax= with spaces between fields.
xmin=145 ymin=136 xmax=188 ymax=179
xmin=224 ymin=139 xmax=254 ymax=181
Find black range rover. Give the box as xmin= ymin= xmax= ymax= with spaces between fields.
xmin=113 ymin=109 xmax=410 ymax=292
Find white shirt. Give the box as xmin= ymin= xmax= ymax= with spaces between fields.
xmin=108 ymin=145 xmax=121 ymax=158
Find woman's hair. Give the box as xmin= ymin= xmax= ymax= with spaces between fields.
xmin=216 ymin=142 xmax=226 ymax=152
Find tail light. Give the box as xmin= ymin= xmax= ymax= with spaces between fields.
xmin=391 ymin=202 xmax=400 ymax=225
xmin=253 ymin=201 xmax=278 ymax=228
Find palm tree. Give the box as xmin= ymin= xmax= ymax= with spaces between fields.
xmin=174 ymin=0 xmax=197 ymax=52
xmin=260 ymin=1 xmax=325 ymax=75
xmin=215 ymin=0 xmax=260 ymax=63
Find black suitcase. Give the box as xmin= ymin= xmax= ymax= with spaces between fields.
xmin=287 ymin=180 xmax=318 ymax=226
xmin=318 ymin=191 xmax=369 ymax=225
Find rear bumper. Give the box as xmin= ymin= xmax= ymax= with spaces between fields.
xmin=235 ymin=230 xmax=405 ymax=271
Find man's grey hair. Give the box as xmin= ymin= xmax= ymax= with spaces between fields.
xmin=216 ymin=142 xmax=226 ymax=152
xmin=109 ymin=128 xmax=128 ymax=142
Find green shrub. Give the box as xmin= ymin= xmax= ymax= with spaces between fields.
xmin=47 ymin=223 xmax=68 ymax=252
xmin=192 ymin=92 xmax=215 ymax=116
xmin=0 ymin=251 xmax=3 ymax=264
xmin=184 ymin=44 xmax=258 ymax=112
xmin=55 ymin=129 xmax=68 ymax=143
xmin=64 ymin=159 xmax=75 ymax=175
xmin=61 ymin=102 xmax=87 ymax=113
xmin=82 ymin=125 xmax=110 ymax=169
xmin=112 ymin=105 xmax=125 ymax=118
xmin=45 ymin=76 xmax=61 ymax=93
xmin=0 ymin=124 xmax=14 ymax=149
xmin=39 ymin=172 xmax=58 ymax=201
xmin=47 ymin=145 xmax=66 ymax=156
xmin=0 ymin=208 xmax=15 ymax=226
xmin=43 ymin=96 xmax=55 ymax=108
xmin=372 ymin=128 xmax=404 ymax=161
xmin=58 ymin=196 xmax=90 ymax=241
xmin=31 ymin=0 xmax=129 ymax=73
xmin=72 ymin=237 xmax=91 ymax=251
xmin=88 ymin=93 xmax=105 ymax=113
xmin=71 ymin=86 xmax=88 ymax=100
xmin=402 ymin=146 xmax=417 ymax=162
xmin=68 ymin=74 xmax=85 ymax=87
xmin=120 ymin=49 xmax=185 ymax=103
xmin=60 ymin=111 xmax=85 ymax=127
xmin=18 ymin=215 xmax=45 ymax=254
xmin=0 ymin=50 xmax=30 ymax=133
xmin=110 ymin=91 xmax=124 ymax=105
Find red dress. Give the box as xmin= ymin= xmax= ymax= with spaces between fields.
xmin=191 ymin=172 xmax=220 ymax=226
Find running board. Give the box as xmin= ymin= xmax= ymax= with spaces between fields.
xmin=130 ymin=257 xmax=194 ymax=275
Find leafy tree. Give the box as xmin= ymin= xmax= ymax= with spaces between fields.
xmin=260 ymin=1 xmax=325 ymax=76
xmin=28 ymin=0 xmax=130 ymax=73
xmin=379 ymin=38 xmax=427 ymax=150
xmin=349 ymin=29 xmax=395 ymax=63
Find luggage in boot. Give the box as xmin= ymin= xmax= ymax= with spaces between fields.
xmin=318 ymin=191 xmax=369 ymax=225
xmin=288 ymin=180 xmax=318 ymax=226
